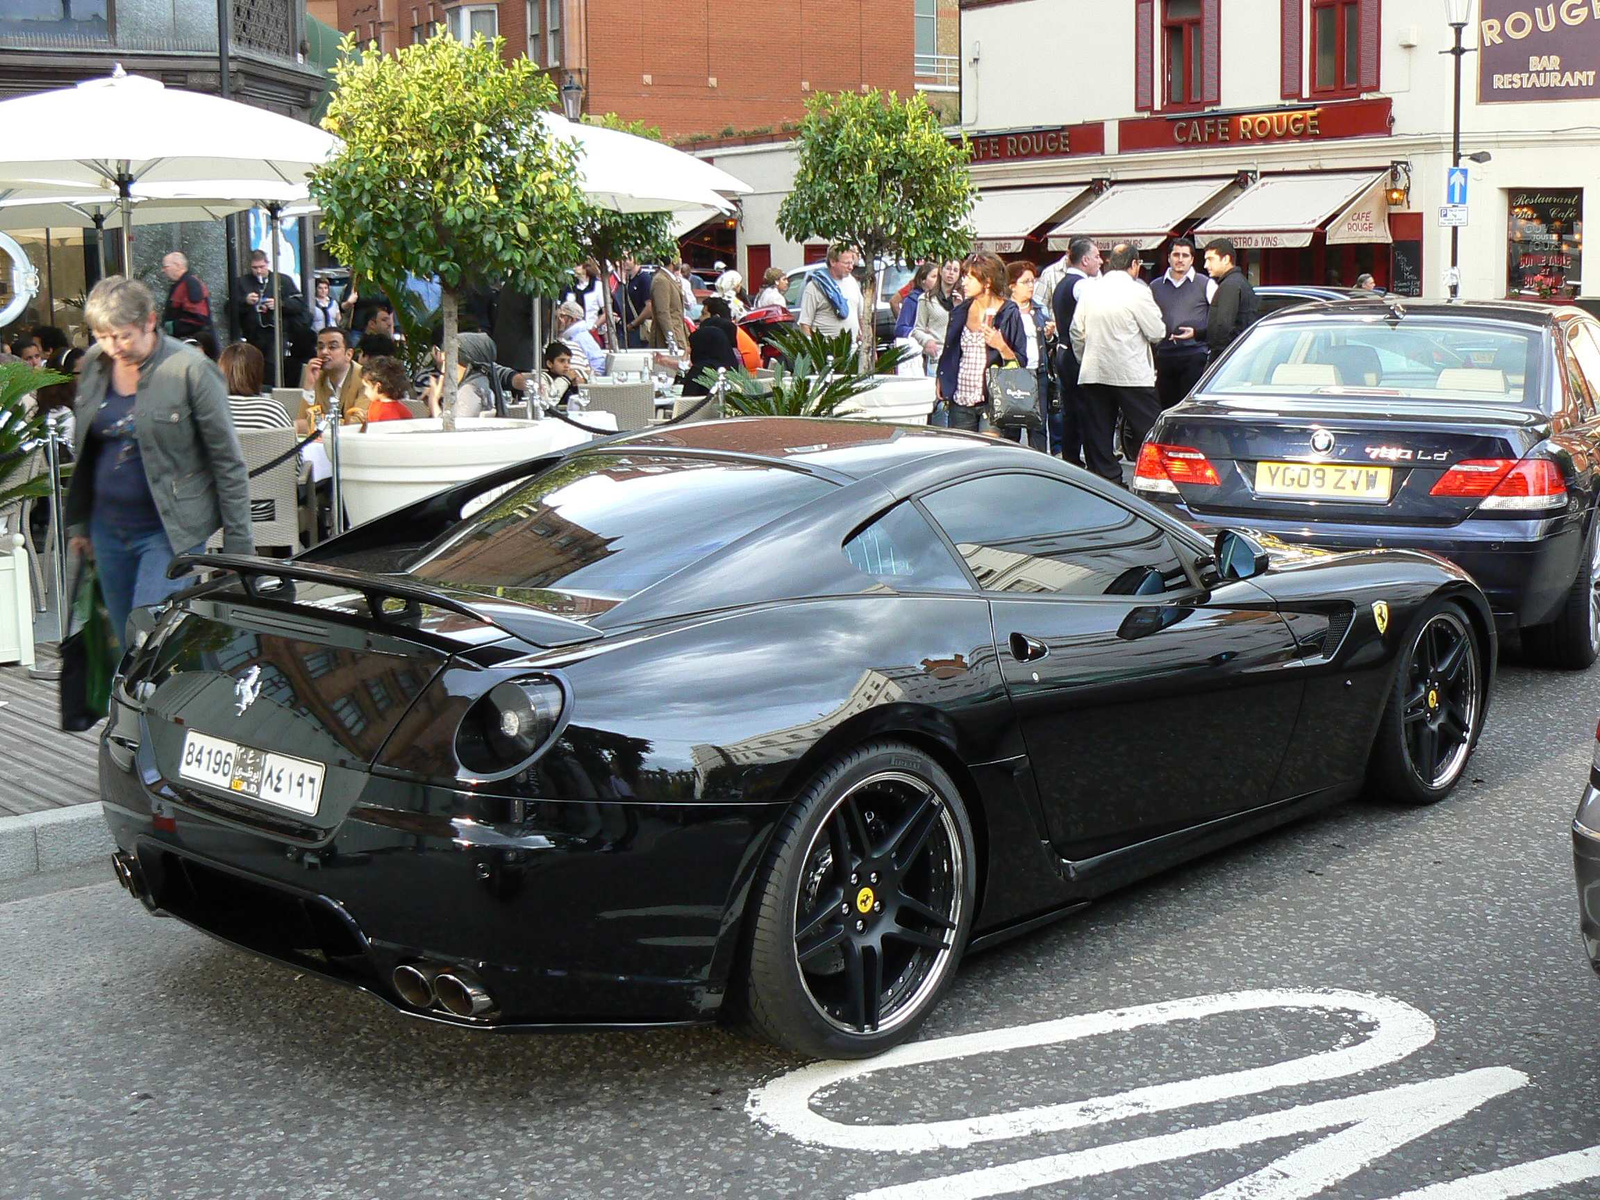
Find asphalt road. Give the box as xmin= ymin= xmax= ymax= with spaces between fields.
xmin=6 ymin=647 xmax=1600 ymax=1200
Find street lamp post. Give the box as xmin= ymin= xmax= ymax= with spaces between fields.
xmin=1444 ymin=0 xmax=1472 ymax=299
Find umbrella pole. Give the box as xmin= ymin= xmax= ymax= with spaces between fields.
xmin=269 ymin=201 xmax=284 ymax=388
xmin=531 ymin=294 xmax=543 ymax=416
xmin=117 ymin=175 xmax=132 ymax=276
xmin=91 ymin=213 xmax=106 ymax=281
xmin=600 ymin=257 xmax=616 ymax=362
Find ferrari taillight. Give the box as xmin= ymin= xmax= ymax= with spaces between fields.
xmin=1133 ymin=444 xmax=1221 ymax=494
xmin=1430 ymin=457 xmax=1566 ymax=510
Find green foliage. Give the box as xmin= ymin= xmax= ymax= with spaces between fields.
xmin=0 ymin=363 xmax=70 ymax=512
xmin=777 ymin=89 xmax=975 ymax=369
xmin=699 ymin=327 xmax=900 ymax=418
xmin=312 ymin=30 xmax=588 ymax=424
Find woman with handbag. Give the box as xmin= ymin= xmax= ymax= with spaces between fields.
xmin=936 ymin=253 xmax=1027 ymax=435
xmin=1007 ymin=260 xmax=1056 ymax=451
xmin=65 ymin=276 xmax=253 ymax=652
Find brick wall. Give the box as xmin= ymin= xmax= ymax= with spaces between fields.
xmin=330 ymin=0 xmax=914 ymax=136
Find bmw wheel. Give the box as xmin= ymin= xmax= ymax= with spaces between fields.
xmin=740 ymin=742 xmax=975 ymax=1059
xmin=1368 ymin=600 xmax=1485 ymax=805
xmin=1523 ymin=513 xmax=1600 ymax=671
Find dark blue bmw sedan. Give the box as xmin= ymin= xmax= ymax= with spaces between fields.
xmin=1137 ymin=298 xmax=1600 ymax=668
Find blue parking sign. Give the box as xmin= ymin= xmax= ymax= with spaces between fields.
xmin=1446 ymin=167 xmax=1469 ymax=207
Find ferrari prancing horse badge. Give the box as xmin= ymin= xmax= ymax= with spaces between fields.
xmin=1372 ymin=601 xmax=1390 ymax=635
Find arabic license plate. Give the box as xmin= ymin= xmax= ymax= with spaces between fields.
xmin=178 ymin=730 xmax=325 ymax=816
xmin=1254 ymin=461 xmax=1393 ymax=502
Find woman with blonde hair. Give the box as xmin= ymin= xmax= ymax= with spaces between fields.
xmin=64 ymin=276 xmax=252 ymax=648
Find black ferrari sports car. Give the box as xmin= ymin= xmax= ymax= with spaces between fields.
xmin=1137 ymin=298 xmax=1600 ymax=668
xmin=103 ymin=418 xmax=1493 ymax=1058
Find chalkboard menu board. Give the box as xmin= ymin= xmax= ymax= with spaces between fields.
xmin=1391 ymin=240 xmax=1423 ymax=297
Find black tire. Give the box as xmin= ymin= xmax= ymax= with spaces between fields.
xmin=739 ymin=741 xmax=976 ymax=1059
xmin=1367 ymin=599 xmax=1486 ymax=805
xmin=1522 ymin=515 xmax=1600 ymax=671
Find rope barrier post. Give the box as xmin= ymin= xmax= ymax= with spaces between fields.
xmin=715 ymin=366 xmax=728 ymax=415
xmin=268 ymin=200 xmax=284 ymax=389
xmin=44 ymin=412 xmax=68 ymax=643
xmin=326 ymin=397 xmax=344 ymax=537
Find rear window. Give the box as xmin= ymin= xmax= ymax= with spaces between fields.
xmin=406 ymin=453 xmax=833 ymax=617
xmin=1206 ymin=318 xmax=1543 ymax=406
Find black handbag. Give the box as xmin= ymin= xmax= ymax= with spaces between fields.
xmin=988 ymin=364 xmax=1042 ymax=430
xmin=59 ymin=557 xmax=114 ymax=732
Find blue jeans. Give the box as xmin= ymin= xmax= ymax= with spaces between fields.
xmin=89 ymin=518 xmax=201 ymax=651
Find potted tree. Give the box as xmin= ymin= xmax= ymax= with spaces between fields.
xmin=311 ymin=30 xmax=598 ymax=524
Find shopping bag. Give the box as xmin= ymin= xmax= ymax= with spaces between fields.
xmin=988 ymin=365 xmax=1042 ymax=431
xmin=59 ymin=558 xmax=114 ymax=732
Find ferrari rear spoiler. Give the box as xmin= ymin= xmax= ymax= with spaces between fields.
xmin=170 ymin=553 xmax=603 ymax=649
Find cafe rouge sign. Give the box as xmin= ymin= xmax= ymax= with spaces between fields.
xmin=1118 ymin=97 xmax=1394 ymax=153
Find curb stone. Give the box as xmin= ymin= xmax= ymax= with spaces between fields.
xmin=0 ymin=803 xmax=112 ymax=883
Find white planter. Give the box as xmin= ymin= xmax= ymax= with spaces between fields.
xmin=336 ymin=417 xmax=600 ymax=526
xmin=837 ymin=376 xmax=937 ymax=425
xmin=0 ymin=533 xmax=36 ymax=668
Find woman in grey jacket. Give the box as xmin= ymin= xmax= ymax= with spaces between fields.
xmin=66 ymin=276 xmax=254 ymax=649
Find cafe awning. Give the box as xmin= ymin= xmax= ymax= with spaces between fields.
xmin=1047 ymin=177 xmax=1235 ymax=251
xmin=1193 ymin=171 xmax=1389 ymax=249
xmin=969 ymin=185 xmax=1090 ymax=254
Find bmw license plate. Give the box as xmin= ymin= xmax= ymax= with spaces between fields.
xmin=178 ymin=730 xmax=325 ymax=816
xmin=1254 ymin=461 xmax=1393 ymax=502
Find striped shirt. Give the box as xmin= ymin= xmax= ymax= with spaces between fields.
xmin=227 ymin=395 xmax=293 ymax=524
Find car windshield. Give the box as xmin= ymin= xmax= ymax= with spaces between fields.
xmin=405 ymin=453 xmax=834 ymax=618
xmin=1205 ymin=318 xmax=1543 ymax=406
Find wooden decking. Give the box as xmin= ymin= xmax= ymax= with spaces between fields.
xmin=0 ymin=645 xmax=101 ymax=817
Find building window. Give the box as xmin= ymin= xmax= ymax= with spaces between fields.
xmin=526 ymin=0 xmax=540 ymax=59
xmin=0 ymin=0 xmax=112 ymax=43
xmin=449 ymin=4 xmax=497 ymax=41
xmin=546 ymin=0 xmax=561 ymax=67
xmin=1508 ymin=188 xmax=1582 ymax=301
xmin=1310 ymin=0 xmax=1359 ymax=93
xmin=1162 ymin=0 xmax=1203 ymax=108
xmin=915 ymin=0 xmax=937 ymax=58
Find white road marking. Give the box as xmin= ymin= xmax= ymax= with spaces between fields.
xmin=747 ymin=988 xmax=1435 ymax=1154
xmin=850 ymin=1068 xmax=1526 ymax=1200
xmin=1382 ymin=1146 xmax=1600 ymax=1199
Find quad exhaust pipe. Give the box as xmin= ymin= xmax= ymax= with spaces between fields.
xmin=391 ymin=962 xmax=495 ymax=1018
xmin=110 ymin=852 xmax=146 ymax=900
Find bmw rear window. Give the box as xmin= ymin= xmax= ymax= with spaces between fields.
xmin=404 ymin=453 xmax=834 ymax=617
xmin=1207 ymin=319 xmax=1543 ymax=406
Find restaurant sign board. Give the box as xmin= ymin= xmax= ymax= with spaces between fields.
xmin=959 ymin=122 xmax=1107 ymax=163
xmin=1480 ymin=1 xmax=1600 ymax=102
xmin=1117 ymin=97 xmax=1392 ymax=154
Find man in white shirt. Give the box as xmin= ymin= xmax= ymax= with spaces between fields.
xmin=1069 ymin=243 xmax=1167 ymax=483
xmin=797 ymin=243 xmax=864 ymax=345
xmin=1049 ymin=238 xmax=1103 ymax=466
xmin=556 ymin=300 xmax=606 ymax=379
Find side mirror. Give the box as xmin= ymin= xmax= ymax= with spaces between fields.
xmin=1214 ymin=529 xmax=1270 ymax=581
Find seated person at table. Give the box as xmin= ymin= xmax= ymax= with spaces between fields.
xmin=360 ymin=355 xmax=414 ymax=423
xmin=555 ymin=300 xmax=605 ymax=379
xmin=355 ymin=333 xmax=398 ymax=364
xmin=540 ymin=341 xmax=582 ymax=405
xmin=220 ymin=342 xmax=292 ymax=431
xmin=684 ymin=296 xmax=742 ymax=396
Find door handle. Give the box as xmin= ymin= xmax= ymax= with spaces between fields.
xmin=1009 ymin=632 xmax=1049 ymax=663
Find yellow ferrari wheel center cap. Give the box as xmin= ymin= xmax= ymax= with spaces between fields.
xmin=1428 ymin=688 xmax=1439 ymax=710
xmin=855 ymin=886 xmax=876 ymax=914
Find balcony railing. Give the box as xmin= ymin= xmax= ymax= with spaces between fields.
xmin=914 ymin=53 xmax=959 ymax=90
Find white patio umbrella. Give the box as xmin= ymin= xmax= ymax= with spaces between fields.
xmin=0 ymin=67 xmax=339 ymax=270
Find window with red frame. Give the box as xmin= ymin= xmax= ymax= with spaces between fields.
xmin=1163 ymin=0 xmax=1204 ymax=107
xmin=1311 ymin=0 xmax=1360 ymax=93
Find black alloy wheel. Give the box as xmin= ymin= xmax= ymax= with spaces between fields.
xmin=1523 ymin=511 xmax=1600 ymax=671
xmin=740 ymin=742 xmax=975 ymax=1059
xmin=1369 ymin=600 xmax=1484 ymax=805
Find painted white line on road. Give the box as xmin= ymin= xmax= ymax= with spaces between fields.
xmin=748 ymin=988 xmax=1435 ymax=1154
xmin=1381 ymin=1146 xmax=1600 ymax=1200
xmin=849 ymin=1068 xmax=1527 ymax=1200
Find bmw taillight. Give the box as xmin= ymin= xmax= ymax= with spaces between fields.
xmin=1429 ymin=457 xmax=1567 ymax=510
xmin=1133 ymin=443 xmax=1221 ymax=494
xmin=454 ymin=677 xmax=566 ymax=777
